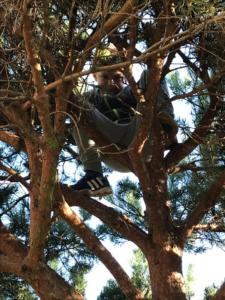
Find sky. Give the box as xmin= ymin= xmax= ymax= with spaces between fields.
xmin=84 ymin=238 xmax=225 ymax=300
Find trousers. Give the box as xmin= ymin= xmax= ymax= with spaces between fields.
xmin=72 ymin=108 xmax=142 ymax=173
xmin=72 ymin=107 xmax=177 ymax=173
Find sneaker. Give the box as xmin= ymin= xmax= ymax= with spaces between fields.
xmin=72 ymin=171 xmax=113 ymax=196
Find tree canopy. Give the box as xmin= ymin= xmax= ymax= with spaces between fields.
xmin=0 ymin=1 xmax=225 ymax=299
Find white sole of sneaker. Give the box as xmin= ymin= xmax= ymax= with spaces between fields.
xmin=89 ymin=187 xmax=113 ymax=197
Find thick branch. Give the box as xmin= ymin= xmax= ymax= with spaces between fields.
xmin=0 ymin=162 xmax=30 ymax=189
xmin=84 ymin=0 xmax=136 ymax=55
xmin=54 ymin=83 xmax=73 ymax=136
xmin=57 ymin=200 xmax=144 ymax=300
xmin=128 ymin=5 xmax=179 ymax=244
xmin=193 ymin=223 xmax=225 ymax=233
xmin=27 ymin=146 xmax=60 ymax=264
xmin=22 ymin=3 xmax=63 ymax=264
xmin=22 ymin=2 xmax=55 ymax=139
xmin=0 ymin=255 xmax=22 ymax=274
xmin=56 ymin=185 xmax=149 ymax=251
xmin=0 ymin=220 xmax=84 ymax=300
xmin=0 ymin=220 xmax=27 ymax=258
xmin=0 ymin=130 xmax=23 ymax=151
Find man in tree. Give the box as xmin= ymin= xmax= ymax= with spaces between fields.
xmin=72 ymin=47 xmax=178 ymax=196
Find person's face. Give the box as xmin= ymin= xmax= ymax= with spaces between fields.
xmin=94 ymin=70 xmax=125 ymax=92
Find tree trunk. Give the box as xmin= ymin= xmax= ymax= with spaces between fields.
xmin=148 ymin=245 xmax=186 ymax=300
xmin=21 ymin=261 xmax=84 ymax=300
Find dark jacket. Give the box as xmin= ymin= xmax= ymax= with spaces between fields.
xmin=84 ymin=70 xmax=174 ymax=123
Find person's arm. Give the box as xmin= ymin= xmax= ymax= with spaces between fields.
xmin=138 ymin=69 xmax=174 ymax=118
xmin=137 ymin=69 xmax=149 ymax=92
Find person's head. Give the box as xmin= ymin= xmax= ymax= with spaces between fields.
xmin=93 ymin=69 xmax=125 ymax=92
xmin=93 ymin=45 xmax=125 ymax=92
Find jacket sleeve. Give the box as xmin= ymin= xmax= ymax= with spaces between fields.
xmin=138 ymin=69 xmax=174 ymax=118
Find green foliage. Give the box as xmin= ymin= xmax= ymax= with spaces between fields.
xmin=185 ymin=264 xmax=195 ymax=299
xmin=70 ymin=263 xmax=91 ymax=295
xmin=167 ymin=63 xmax=225 ymax=253
xmin=97 ymin=248 xmax=152 ymax=300
xmin=112 ymin=178 xmax=145 ymax=228
xmin=204 ymin=283 xmax=218 ymax=299
xmin=94 ymin=177 xmax=146 ymax=246
xmin=130 ymin=249 xmax=152 ymax=299
xmin=0 ymin=273 xmax=37 ymax=300
xmin=97 ymin=279 xmax=126 ymax=300
xmin=46 ymin=218 xmax=96 ymax=276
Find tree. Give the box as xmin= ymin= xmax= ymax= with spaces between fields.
xmin=185 ymin=264 xmax=195 ymax=300
xmin=1 ymin=1 xmax=225 ymax=299
xmin=0 ymin=272 xmax=37 ymax=300
xmin=97 ymin=248 xmax=152 ymax=300
xmin=204 ymin=284 xmax=218 ymax=300
xmin=97 ymin=280 xmax=127 ymax=300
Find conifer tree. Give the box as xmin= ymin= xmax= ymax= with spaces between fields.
xmin=0 ymin=1 xmax=225 ymax=299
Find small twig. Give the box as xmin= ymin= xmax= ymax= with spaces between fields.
xmin=0 ymin=194 xmax=29 ymax=217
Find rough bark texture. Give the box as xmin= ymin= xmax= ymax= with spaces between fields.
xmin=144 ymin=242 xmax=185 ymax=300
xmin=0 ymin=221 xmax=84 ymax=300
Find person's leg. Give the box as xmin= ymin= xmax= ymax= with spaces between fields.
xmin=92 ymin=109 xmax=139 ymax=172
xmin=71 ymin=107 xmax=137 ymax=172
xmin=92 ymin=108 xmax=138 ymax=147
xmin=71 ymin=124 xmax=102 ymax=173
xmin=71 ymin=108 xmax=139 ymax=193
xmin=71 ymin=112 xmax=112 ymax=196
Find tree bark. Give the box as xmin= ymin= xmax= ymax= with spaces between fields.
xmin=212 ymin=281 xmax=225 ymax=300
xmin=148 ymin=245 xmax=186 ymax=300
xmin=21 ymin=261 xmax=84 ymax=300
xmin=0 ymin=221 xmax=84 ymax=300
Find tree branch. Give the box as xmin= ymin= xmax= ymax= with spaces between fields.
xmin=0 ymin=220 xmax=27 ymax=258
xmin=22 ymin=1 xmax=54 ymax=139
xmin=57 ymin=199 xmax=144 ymax=300
xmin=0 ymin=220 xmax=84 ymax=299
xmin=181 ymin=170 xmax=225 ymax=243
xmin=169 ymin=163 xmax=225 ymax=175
xmin=0 ymin=130 xmax=23 ymax=151
xmin=193 ymin=223 xmax=225 ymax=233
xmin=164 ymin=88 xmax=221 ymax=169
xmin=0 ymin=194 xmax=29 ymax=218
xmin=0 ymin=255 xmax=22 ymax=274
xmin=84 ymin=0 xmax=137 ymax=56
xmin=0 ymin=162 xmax=30 ymax=189
xmin=42 ymin=11 xmax=225 ymax=93
xmin=55 ymin=185 xmax=149 ymax=251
